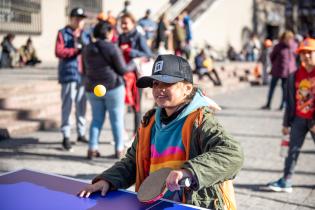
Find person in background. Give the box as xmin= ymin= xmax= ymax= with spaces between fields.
xmin=258 ymin=39 xmax=273 ymax=85
xmin=244 ymin=33 xmax=261 ymax=62
xmin=55 ymin=7 xmax=91 ymax=151
xmin=138 ymin=9 xmax=157 ymax=48
xmin=19 ymin=38 xmax=41 ymax=66
xmin=155 ymin=13 xmax=171 ymax=53
xmin=261 ymin=31 xmax=297 ymax=110
xmin=0 ymin=33 xmax=17 ymax=68
xmin=268 ymin=38 xmax=315 ymax=193
xmin=195 ymin=49 xmax=222 ymax=86
xmin=182 ymin=10 xmax=192 ymax=59
xmin=96 ymin=11 xmax=118 ymax=43
xmin=118 ymin=12 xmax=152 ymax=136
xmin=172 ymin=14 xmax=186 ymax=57
xmin=83 ymin=21 xmax=136 ymax=160
xmin=117 ymin=0 xmax=131 ymax=21
xmin=107 ymin=10 xmax=117 ymax=27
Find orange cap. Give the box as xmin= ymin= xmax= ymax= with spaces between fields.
xmin=264 ymin=39 xmax=273 ymax=48
xmin=297 ymin=38 xmax=315 ymax=54
xmin=97 ymin=12 xmax=107 ymax=21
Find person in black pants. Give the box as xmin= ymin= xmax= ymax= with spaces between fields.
xmin=261 ymin=31 xmax=297 ymax=110
xmin=268 ymin=38 xmax=315 ymax=192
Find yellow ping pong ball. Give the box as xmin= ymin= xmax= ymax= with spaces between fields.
xmin=94 ymin=85 xmax=106 ymax=97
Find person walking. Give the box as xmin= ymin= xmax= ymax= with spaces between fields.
xmin=83 ymin=21 xmax=135 ymax=159
xmin=55 ymin=7 xmax=91 ymax=151
xmin=261 ymin=31 xmax=297 ymax=110
xmin=268 ymin=38 xmax=315 ymax=192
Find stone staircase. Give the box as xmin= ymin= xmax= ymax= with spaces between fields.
xmin=0 ymin=62 xmax=258 ymax=140
xmin=0 ymin=78 xmax=61 ymax=139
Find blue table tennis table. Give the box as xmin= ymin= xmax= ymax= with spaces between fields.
xmin=0 ymin=169 xmax=206 ymax=210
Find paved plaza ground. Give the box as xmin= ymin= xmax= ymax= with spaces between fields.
xmin=0 ymin=81 xmax=314 ymax=209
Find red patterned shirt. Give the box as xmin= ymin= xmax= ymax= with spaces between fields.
xmin=295 ymin=66 xmax=315 ymax=119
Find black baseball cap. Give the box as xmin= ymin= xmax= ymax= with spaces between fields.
xmin=70 ymin=7 xmax=87 ymax=18
xmin=136 ymin=54 xmax=193 ymax=88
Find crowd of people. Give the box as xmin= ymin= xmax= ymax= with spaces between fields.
xmin=0 ymin=34 xmax=41 ymax=68
xmin=2 ymin=1 xmax=315 ymax=208
xmin=255 ymin=31 xmax=315 ymax=194
xmin=267 ymin=37 xmax=315 ymax=193
xmin=54 ymin=5 xmax=208 ymax=157
xmin=55 ymin=6 xmax=245 ymax=209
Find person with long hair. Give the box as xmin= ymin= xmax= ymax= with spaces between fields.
xmin=118 ymin=12 xmax=152 ymax=135
xmin=83 ymin=21 xmax=135 ymax=159
xmin=261 ymin=31 xmax=297 ymax=110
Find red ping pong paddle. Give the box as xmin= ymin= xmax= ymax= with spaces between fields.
xmin=137 ymin=168 xmax=191 ymax=203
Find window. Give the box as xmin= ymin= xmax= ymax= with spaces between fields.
xmin=0 ymin=0 xmax=42 ymax=34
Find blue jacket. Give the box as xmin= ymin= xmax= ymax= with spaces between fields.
xmin=118 ymin=29 xmax=152 ymax=59
xmin=55 ymin=26 xmax=91 ymax=84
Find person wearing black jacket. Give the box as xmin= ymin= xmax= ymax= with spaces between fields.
xmin=83 ymin=21 xmax=135 ymax=160
xmin=268 ymin=38 xmax=315 ymax=192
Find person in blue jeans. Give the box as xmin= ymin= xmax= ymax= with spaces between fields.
xmin=83 ymin=21 xmax=136 ymax=159
xmin=268 ymin=38 xmax=315 ymax=192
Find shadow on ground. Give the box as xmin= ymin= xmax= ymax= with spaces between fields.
xmin=242 ymin=166 xmax=315 ymax=176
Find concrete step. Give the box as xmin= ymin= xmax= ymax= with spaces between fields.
xmin=0 ymin=120 xmax=41 ymax=140
xmin=0 ymin=81 xmax=60 ymax=98
xmin=17 ymin=102 xmax=61 ymax=120
xmin=0 ymin=91 xmax=60 ymax=109
xmin=0 ymin=110 xmax=20 ymax=124
xmin=0 ymin=101 xmax=93 ymax=138
xmin=0 ymin=102 xmax=60 ymax=129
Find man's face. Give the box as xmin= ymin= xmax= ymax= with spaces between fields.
xmin=70 ymin=17 xmax=85 ymax=30
xmin=152 ymin=81 xmax=192 ymax=109
xmin=300 ymin=50 xmax=315 ymax=67
xmin=121 ymin=17 xmax=134 ymax=33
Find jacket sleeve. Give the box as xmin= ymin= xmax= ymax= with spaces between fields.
xmin=283 ymin=78 xmax=291 ymax=127
xmin=283 ymin=107 xmax=290 ymax=127
xmin=270 ymin=44 xmax=279 ymax=63
xmin=92 ymin=136 xmax=138 ymax=190
xmin=110 ymin=44 xmax=136 ymax=75
xmin=129 ymin=35 xmax=152 ymax=58
xmin=55 ymin=31 xmax=79 ymax=59
xmin=182 ymin=109 xmax=244 ymax=191
xmin=283 ymin=73 xmax=296 ymax=127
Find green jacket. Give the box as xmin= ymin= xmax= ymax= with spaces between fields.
xmin=93 ymin=107 xmax=244 ymax=209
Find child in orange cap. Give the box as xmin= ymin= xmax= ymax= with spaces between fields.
xmin=268 ymin=38 xmax=315 ymax=192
